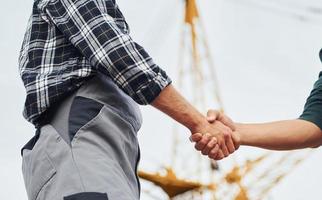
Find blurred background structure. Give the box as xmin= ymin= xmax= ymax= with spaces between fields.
xmin=1 ymin=0 xmax=322 ymax=199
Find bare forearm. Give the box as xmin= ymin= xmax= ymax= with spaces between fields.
xmin=236 ymin=119 xmax=322 ymax=150
xmin=151 ymin=84 xmax=236 ymax=159
xmin=151 ymin=84 xmax=207 ymax=133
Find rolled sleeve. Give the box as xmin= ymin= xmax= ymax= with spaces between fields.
xmin=299 ymin=71 xmax=322 ymax=130
xmin=41 ymin=0 xmax=171 ymax=105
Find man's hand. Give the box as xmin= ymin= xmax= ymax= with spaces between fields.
xmin=191 ymin=109 xmax=240 ymax=160
xmin=206 ymin=109 xmax=240 ymax=150
xmin=206 ymin=110 xmax=236 ymax=131
xmin=151 ymin=85 xmax=237 ymax=160
xmin=190 ymin=120 xmax=236 ymax=160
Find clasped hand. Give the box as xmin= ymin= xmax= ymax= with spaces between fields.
xmin=190 ymin=110 xmax=240 ymax=160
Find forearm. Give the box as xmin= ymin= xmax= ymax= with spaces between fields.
xmin=236 ymin=119 xmax=322 ymax=150
xmin=152 ymin=85 xmax=237 ymax=159
xmin=151 ymin=84 xmax=207 ymax=134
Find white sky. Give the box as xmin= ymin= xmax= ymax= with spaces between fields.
xmin=1 ymin=0 xmax=322 ymax=199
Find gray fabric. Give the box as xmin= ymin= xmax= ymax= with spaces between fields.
xmin=50 ymin=91 xmax=77 ymax=145
xmin=21 ymin=75 xmax=142 ymax=200
xmin=76 ymin=73 xmax=142 ymax=133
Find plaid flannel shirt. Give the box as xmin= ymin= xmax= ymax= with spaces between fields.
xmin=18 ymin=0 xmax=171 ymax=127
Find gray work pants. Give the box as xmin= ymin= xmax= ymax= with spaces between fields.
xmin=21 ymin=74 xmax=142 ymax=200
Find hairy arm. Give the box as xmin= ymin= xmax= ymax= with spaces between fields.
xmin=151 ymin=85 xmax=205 ymax=133
xmin=152 ymin=85 xmax=236 ymax=159
xmin=42 ymin=0 xmax=235 ymax=158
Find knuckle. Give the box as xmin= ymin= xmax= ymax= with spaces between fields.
xmin=219 ymin=142 xmax=225 ymax=149
xmin=210 ymin=152 xmax=217 ymax=158
xmin=207 ymin=142 xmax=214 ymax=149
xmin=223 ymin=131 xmax=231 ymax=138
xmin=218 ymin=138 xmax=224 ymax=144
xmin=200 ymin=141 xmax=207 ymax=146
xmin=210 ymin=146 xmax=218 ymax=153
xmin=210 ymin=150 xmax=218 ymax=156
xmin=200 ymin=140 xmax=207 ymax=145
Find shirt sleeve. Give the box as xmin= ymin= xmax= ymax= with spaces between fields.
xmin=40 ymin=0 xmax=171 ymax=105
xmin=299 ymin=71 xmax=322 ymax=130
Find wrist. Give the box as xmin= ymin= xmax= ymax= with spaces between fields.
xmin=188 ymin=114 xmax=208 ymax=135
xmin=151 ymin=84 xmax=208 ymax=135
xmin=235 ymin=123 xmax=247 ymax=146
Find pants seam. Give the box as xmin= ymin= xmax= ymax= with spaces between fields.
xmin=70 ymin=149 xmax=87 ymax=192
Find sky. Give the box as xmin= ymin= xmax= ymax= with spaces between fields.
xmin=1 ymin=0 xmax=322 ymax=199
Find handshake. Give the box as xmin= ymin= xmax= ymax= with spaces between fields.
xmin=190 ymin=109 xmax=240 ymax=160
xmin=154 ymin=84 xmax=322 ymax=159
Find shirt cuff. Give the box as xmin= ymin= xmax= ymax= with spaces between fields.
xmin=299 ymin=109 xmax=322 ymax=131
xmin=132 ymin=70 xmax=172 ymax=105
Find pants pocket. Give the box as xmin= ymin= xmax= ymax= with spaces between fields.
xmin=22 ymin=132 xmax=57 ymax=200
xmin=64 ymin=192 xmax=108 ymax=200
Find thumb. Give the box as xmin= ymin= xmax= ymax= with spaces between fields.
xmin=206 ymin=109 xmax=219 ymax=123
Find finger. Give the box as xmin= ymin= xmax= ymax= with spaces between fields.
xmin=224 ymin=132 xmax=236 ymax=154
xmin=190 ymin=133 xmax=203 ymax=143
xmin=209 ymin=144 xmax=220 ymax=159
xmin=215 ymin=150 xmax=225 ymax=160
xmin=226 ymin=137 xmax=236 ymax=154
xmin=194 ymin=133 xmax=211 ymax=151
xmin=220 ymin=143 xmax=230 ymax=157
xmin=201 ymin=138 xmax=217 ymax=155
xmin=206 ymin=109 xmax=219 ymax=123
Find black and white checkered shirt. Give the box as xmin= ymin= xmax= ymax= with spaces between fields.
xmin=18 ymin=0 xmax=171 ymax=127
